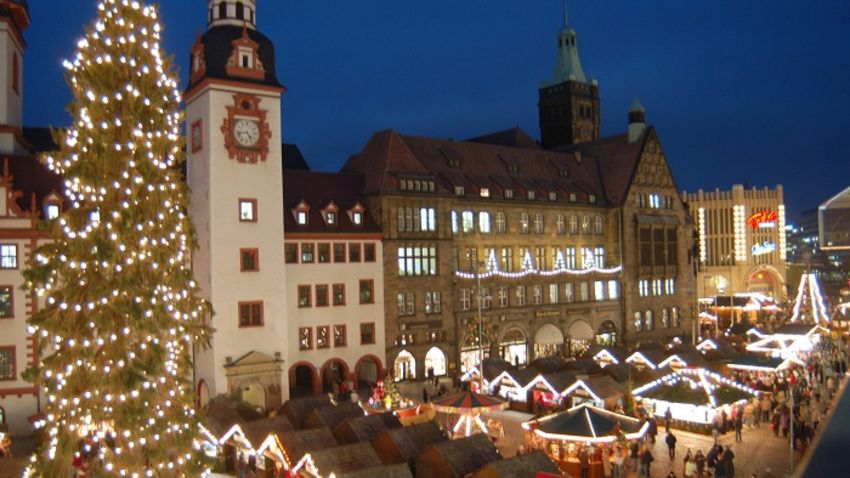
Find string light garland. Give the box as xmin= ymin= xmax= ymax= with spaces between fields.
xmin=789 ymin=273 xmax=829 ymax=323
xmin=23 ymin=1 xmax=212 ymax=476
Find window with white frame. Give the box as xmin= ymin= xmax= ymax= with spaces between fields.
xmin=594 ymin=281 xmax=605 ymax=301
xmin=672 ymin=307 xmax=680 ymax=327
xmin=534 ymin=213 xmax=544 ymax=234
xmin=662 ymin=308 xmax=670 ymax=328
xmin=639 ymin=280 xmax=650 ymax=297
xmin=569 ymin=215 xmax=578 ymax=234
xmin=425 ymin=291 xmax=442 ymax=314
xmin=535 ymin=247 xmax=547 ymax=270
xmin=296 ymin=210 xmax=308 ymax=225
xmin=462 ymin=211 xmax=474 ymax=233
xmin=498 ymin=287 xmax=508 ymax=308
xmin=500 ymin=248 xmax=514 ymax=272
xmin=665 ymin=278 xmax=677 ymax=295
xmin=649 ymin=194 xmax=662 ymax=209
xmin=556 ymin=214 xmax=566 ymax=234
xmin=479 ymin=212 xmax=491 ymax=234
xmin=652 ymin=279 xmax=663 ymax=296
xmin=480 ymin=287 xmax=491 ymax=309
xmin=581 ymin=215 xmax=590 ymax=234
xmin=579 ymin=282 xmax=589 ymax=302
xmin=397 ymin=292 xmax=414 ymax=316
xmin=549 ymin=284 xmax=559 ymax=304
xmin=564 ymin=283 xmax=574 ymax=303
xmin=516 ymin=286 xmax=526 ymax=306
xmin=0 ymin=245 xmax=16 ymax=269
xmin=520 ymin=213 xmax=529 ymax=233
xmin=581 ymin=247 xmax=594 ymax=269
xmin=451 ymin=211 xmax=459 ymax=234
xmin=419 ymin=207 xmax=437 ymax=231
xmin=480 ymin=187 xmax=490 ymax=198
xmin=594 ymin=216 xmax=604 ymax=234
xmin=398 ymin=245 xmax=438 ymax=276
xmin=532 ymin=285 xmax=543 ymax=305
xmin=594 ymin=246 xmax=605 ymax=268
xmin=495 ymin=212 xmax=506 ymax=233
xmin=459 ymin=289 xmax=471 ymax=311
xmin=646 ymin=310 xmax=654 ymax=330
xmin=607 ymin=280 xmax=619 ymax=300
xmin=565 ymin=247 xmax=576 ymax=269
xmin=634 ymin=312 xmax=643 ymax=332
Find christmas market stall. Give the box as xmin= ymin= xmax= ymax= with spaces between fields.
xmin=279 ymin=395 xmax=333 ymax=430
xmin=294 ymin=442 xmax=383 ymax=477
xmin=521 ymin=403 xmax=649 ymax=477
xmin=333 ymin=413 xmax=402 ymax=446
xmin=303 ymin=402 xmax=366 ymax=431
xmin=632 ymin=367 xmax=759 ymax=431
xmin=415 ymin=433 xmax=502 ymax=478
xmin=486 ymin=367 xmax=539 ymax=403
xmin=371 ymin=421 xmax=448 ymax=466
xmin=469 ymin=450 xmax=561 ymax=478
xmin=624 ymin=348 xmax=667 ymax=371
xmin=523 ymin=371 xmax=577 ymax=413
xmin=276 ymin=427 xmax=339 ymax=471
xmin=431 ymin=391 xmax=509 ymax=437
xmin=560 ymin=375 xmax=625 ymax=410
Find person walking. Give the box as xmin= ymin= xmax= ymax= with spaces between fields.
xmin=611 ymin=445 xmax=624 ymax=478
xmin=666 ymin=431 xmax=677 ymax=460
xmin=640 ymin=445 xmax=654 ymax=478
xmin=665 ymin=407 xmax=673 ymax=433
xmin=578 ymin=447 xmax=590 ymax=478
xmin=734 ymin=413 xmax=743 ymax=443
xmin=722 ymin=446 xmax=735 ymax=477
xmin=694 ymin=450 xmax=706 ymax=477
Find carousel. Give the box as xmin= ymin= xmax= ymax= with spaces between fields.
xmin=431 ymin=391 xmax=508 ymax=438
xmin=362 ymin=378 xmax=424 ymax=424
xmin=522 ymin=403 xmax=649 ymax=477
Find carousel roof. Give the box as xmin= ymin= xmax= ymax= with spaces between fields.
xmin=431 ymin=391 xmax=508 ymax=413
xmin=633 ymin=367 xmax=759 ymax=408
xmin=524 ymin=403 xmax=648 ymax=442
xmin=727 ymin=354 xmax=803 ymax=372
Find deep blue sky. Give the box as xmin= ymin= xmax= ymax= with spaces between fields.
xmin=23 ymin=1 xmax=850 ymax=219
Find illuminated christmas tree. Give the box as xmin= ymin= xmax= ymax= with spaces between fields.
xmin=24 ymin=1 xmax=211 ymax=475
xmin=790 ymin=272 xmax=829 ymax=323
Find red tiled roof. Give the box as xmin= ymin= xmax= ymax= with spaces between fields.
xmin=283 ymin=170 xmax=381 ymax=234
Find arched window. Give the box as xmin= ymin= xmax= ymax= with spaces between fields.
xmin=634 ymin=312 xmax=643 ymax=332
xmin=235 ymin=2 xmax=244 ymax=19
xmin=218 ymin=2 xmax=227 ymax=20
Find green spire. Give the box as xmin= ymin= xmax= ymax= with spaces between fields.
xmin=543 ymin=1 xmax=587 ymax=86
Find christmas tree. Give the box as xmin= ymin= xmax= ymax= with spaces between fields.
xmin=790 ymin=272 xmax=829 ymax=323
xmin=24 ymin=0 xmax=211 ymax=476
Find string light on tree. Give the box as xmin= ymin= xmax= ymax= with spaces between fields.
xmin=23 ymin=0 xmax=212 ymax=476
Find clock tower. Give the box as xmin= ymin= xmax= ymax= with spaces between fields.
xmin=0 ymin=1 xmax=29 ymax=154
xmin=186 ymin=0 xmax=289 ymax=409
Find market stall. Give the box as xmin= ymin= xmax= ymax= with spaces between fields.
xmin=431 ymin=391 xmax=509 ymax=438
xmin=522 ymin=403 xmax=649 ymax=477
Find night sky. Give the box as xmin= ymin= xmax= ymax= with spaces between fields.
xmin=23 ymin=1 xmax=850 ymax=219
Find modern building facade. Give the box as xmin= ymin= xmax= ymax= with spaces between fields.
xmin=343 ymin=14 xmax=696 ymax=380
xmin=683 ymin=185 xmax=787 ymax=299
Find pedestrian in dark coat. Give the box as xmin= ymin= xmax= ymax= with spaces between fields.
xmin=665 ymin=431 xmax=677 ymax=459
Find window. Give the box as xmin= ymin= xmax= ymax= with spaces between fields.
xmin=579 ymin=282 xmax=589 ymax=302
xmin=549 ymin=284 xmax=559 ymax=304
xmin=0 ymin=347 xmax=14 ymax=381
xmin=534 ymin=213 xmax=544 ymax=234
xmin=556 ymin=215 xmax=566 ymax=234
xmin=581 ymin=247 xmax=594 ymax=269
xmin=349 ymin=243 xmax=361 ymax=262
xmin=285 ymin=244 xmax=298 ymax=264
xmin=500 ymin=248 xmax=514 ymax=272
xmin=454 ymin=186 xmax=465 ymax=196
xmin=360 ymin=323 xmax=375 ymax=344
xmin=498 ymin=287 xmax=508 ymax=308
xmin=595 ymin=216 xmax=604 ymax=234
xmin=325 ymin=211 xmax=336 ymax=225
xmin=548 ymin=192 xmax=557 ymax=201
xmin=589 ymin=194 xmax=597 ymax=204
xmin=352 ymin=211 xmax=363 ymax=226
xmin=594 ymin=281 xmax=605 ymax=301
xmin=397 ymin=292 xmax=414 ymax=316
xmin=532 ymin=285 xmax=543 ymax=305
xmin=451 ymin=211 xmax=459 ymax=235
xmin=479 ymin=287 xmax=491 ymax=309
xmin=235 ymin=2 xmax=245 ymax=19
xmin=662 ymin=309 xmax=670 ymax=328
xmin=317 ymin=326 xmax=330 ymax=349
xmin=359 ymin=280 xmax=374 ymax=304
xmin=639 ymin=227 xmax=652 ymax=267
xmin=462 ymin=211 xmax=474 ymax=233
xmin=569 ymin=215 xmax=578 ymax=234
xmin=581 ymin=216 xmax=590 ymax=234
xmin=296 ymin=210 xmax=308 ymax=225
xmin=515 ymin=286 xmax=526 ymax=306
xmin=398 ymin=207 xmax=413 ymax=232
xmin=594 ymin=246 xmax=605 ymax=268
xmin=11 ymin=52 xmax=19 ymax=95
xmin=300 ymin=243 xmax=314 ymax=263
xmin=666 ymin=278 xmax=677 ymax=295
xmin=364 ymin=243 xmax=376 ymax=262
xmin=479 ymin=212 xmax=491 ymax=234
xmin=0 ymin=245 xmax=17 ymax=269
xmin=316 ymin=285 xmax=329 ymax=307
xmin=480 ymin=187 xmax=490 ymax=198
xmin=649 ymin=194 xmax=662 ymax=209
xmin=565 ymin=247 xmax=576 ymax=270
xmin=238 ymin=301 xmax=263 ymax=327
xmin=527 ymin=190 xmax=536 ymax=200
xmin=0 ymin=286 xmax=11 ymax=318
xmin=240 ymin=248 xmax=259 ymax=271
xmin=317 ymin=243 xmax=330 ymax=263
xmin=607 ymin=280 xmax=619 ymax=300
xmin=299 ymin=327 xmax=312 ymax=350
xmin=505 ymin=189 xmax=514 ymax=199
xmin=397 ymin=245 xmax=438 ymax=276
xmin=330 ymin=284 xmax=345 ymax=306
xmin=45 ymin=203 xmax=60 ymax=220
xmin=459 ymin=289 xmax=471 ymax=311
xmin=425 ymin=291 xmax=442 ymax=314
xmin=535 ymin=247 xmax=547 ymax=270
xmin=333 ymin=243 xmax=346 ymax=263
xmin=639 ymin=280 xmax=650 ymax=297
xmin=419 ymin=207 xmax=437 ymax=231
xmin=519 ymin=247 xmax=531 ymax=270
xmin=672 ymin=307 xmax=680 ymax=327
xmin=564 ymin=283 xmax=574 ymax=303
xmin=652 ymin=279 xmax=663 ymax=296
xmin=298 ymin=286 xmax=311 ymax=307
xmin=520 ymin=213 xmax=529 ymax=234
xmin=495 ymin=212 xmax=506 ymax=233
xmin=334 ymin=325 xmax=347 ymax=347
xmin=646 ymin=310 xmax=654 ymax=330
xmin=634 ymin=312 xmax=643 ymax=332
xmin=667 ymin=228 xmax=678 ymax=267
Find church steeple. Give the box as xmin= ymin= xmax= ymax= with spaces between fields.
xmin=538 ymin=2 xmax=600 ymax=149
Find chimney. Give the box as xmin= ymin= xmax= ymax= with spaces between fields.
xmin=628 ymin=98 xmax=646 ymax=143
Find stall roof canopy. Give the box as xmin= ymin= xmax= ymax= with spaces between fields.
xmin=728 ymin=354 xmax=800 ymax=372
xmin=774 ymin=323 xmax=825 ymax=336
xmin=279 ymin=395 xmax=332 ymax=429
xmin=535 ymin=403 xmax=644 ymax=438
xmin=308 ymin=442 xmax=383 ymax=475
xmin=277 ymin=428 xmax=339 ymax=465
xmin=470 ymin=450 xmax=560 ymax=478
xmin=304 ymin=402 xmax=365 ymax=431
xmin=240 ymin=415 xmax=295 ymax=448
xmin=378 ymin=421 xmax=448 ymax=462
xmin=204 ymin=396 xmax=264 ymax=437
xmin=335 ymin=414 xmax=401 ymax=444
xmin=419 ymin=433 xmax=502 ymax=477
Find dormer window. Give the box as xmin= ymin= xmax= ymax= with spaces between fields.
xmin=322 ymin=202 xmax=339 ymax=227
xmin=527 ymin=191 xmax=536 ymax=200
xmin=293 ymin=200 xmax=310 ymax=226
xmin=349 ymin=202 xmax=366 ymax=227
xmin=589 ymin=194 xmax=597 ymax=204
xmin=352 ymin=212 xmax=363 ymax=225
xmin=569 ymin=193 xmax=577 ymax=202
xmin=297 ymin=211 xmax=307 ymax=225
xmin=480 ymin=188 xmax=490 ymax=198
xmin=45 ymin=204 xmax=60 ymax=220
xmin=454 ymin=186 xmax=465 ymax=196
xmin=548 ymin=192 xmax=557 ymax=201
xmin=505 ymin=189 xmax=514 ymax=199
xmin=326 ymin=212 xmax=336 ymax=225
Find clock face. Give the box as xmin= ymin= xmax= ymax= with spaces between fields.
xmin=233 ymin=119 xmax=260 ymax=148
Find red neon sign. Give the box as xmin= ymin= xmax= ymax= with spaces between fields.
xmin=747 ymin=210 xmax=778 ymax=229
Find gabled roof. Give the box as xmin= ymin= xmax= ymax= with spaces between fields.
xmin=3 ymin=156 xmax=65 ymax=215
xmin=334 ymin=463 xmax=413 ymax=478
xmin=304 ymin=402 xmax=365 ymax=431
xmin=377 ymin=421 xmax=448 ymax=462
xmin=283 ymin=143 xmax=310 ymax=170
xmin=307 ymin=442 xmax=383 ymax=475
xmin=278 ymin=395 xmax=332 ymax=429
xmin=240 ymin=414 xmax=295 ymax=448
xmin=727 ymin=354 xmax=802 ymax=372
xmin=419 ymin=433 xmax=501 ymax=477
xmin=277 ymin=427 xmax=339 ymax=465
xmin=470 ymin=450 xmax=560 ymax=478
xmin=334 ymin=414 xmax=400 ymax=445
xmin=204 ymin=395 xmax=263 ymax=437
xmin=466 ymin=127 xmax=542 ymax=150
xmin=625 ymin=348 xmax=667 ymax=369
xmin=774 ymin=323 xmax=825 ymax=337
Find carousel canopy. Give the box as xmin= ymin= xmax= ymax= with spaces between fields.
xmin=727 ymin=354 xmax=803 ymax=372
xmin=633 ymin=367 xmax=758 ymax=409
xmin=523 ymin=403 xmax=648 ymax=443
xmin=431 ymin=391 xmax=508 ymax=414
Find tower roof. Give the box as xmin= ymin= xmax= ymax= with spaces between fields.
xmin=630 ymin=98 xmax=645 ymax=113
xmin=187 ymin=25 xmax=282 ymax=91
xmin=543 ymin=4 xmax=588 ymax=87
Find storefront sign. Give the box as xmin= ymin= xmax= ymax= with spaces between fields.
xmin=748 ymin=210 xmax=778 ymax=229
xmin=535 ymin=310 xmax=560 ymax=319
xmin=751 ymin=241 xmax=777 ymax=256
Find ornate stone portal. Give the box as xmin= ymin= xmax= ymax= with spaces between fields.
xmin=224 ymin=351 xmax=285 ymax=412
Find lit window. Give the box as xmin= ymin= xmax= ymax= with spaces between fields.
xmin=607 ymin=280 xmax=619 ymax=300
xmin=527 ymin=191 xmax=536 ymax=200
xmin=333 ymin=325 xmax=347 ymax=347
xmin=454 ymin=186 xmax=465 ymax=196
xmin=462 ymin=211 xmax=474 ymax=233
xmin=296 ymin=210 xmax=308 ymax=225
xmin=579 ymin=282 xmax=589 ymax=301
xmin=564 ymin=283 xmax=574 ymax=303
xmin=594 ymin=246 xmax=605 ymax=268
xmin=516 ymin=286 xmax=526 ymax=306
xmin=300 ymin=243 xmax=314 ymax=263
xmin=480 ymin=188 xmax=490 ymax=198
xmin=352 ymin=211 xmax=363 ymax=225
xmin=549 ymin=284 xmax=559 ymax=303
xmin=480 ymin=287 xmax=492 ymax=309
xmin=479 ymin=212 xmax=491 ymax=234
xmin=565 ymin=247 xmax=576 ymax=269
xmin=397 ymin=292 xmax=414 ymax=316
xmin=639 ymin=280 xmax=650 ymax=297
xmin=298 ymin=286 xmax=311 ymax=307
xmin=425 ymin=291 xmax=442 ymax=314
xmin=548 ymin=192 xmax=557 ymax=201
xmin=333 ymin=284 xmax=345 ymax=306
xmin=0 ymin=347 xmax=14 ymax=381
xmin=239 ymin=199 xmax=257 ymax=222
xmin=569 ymin=215 xmax=578 ymax=234
xmin=662 ymin=309 xmax=670 ymax=328
xmin=397 ymin=245 xmax=438 ymax=276
xmin=594 ymin=281 xmax=605 ymax=301
xmin=581 ymin=216 xmax=590 ymax=234
xmin=299 ymin=328 xmax=312 ymax=350
xmin=532 ymin=285 xmax=543 ymax=305
xmin=359 ymin=280 xmax=374 ymax=304
xmin=45 ymin=204 xmax=60 ymax=220
xmin=646 ymin=310 xmax=655 ymax=330
xmin=534 ymin=214 xmax=544 ymax=234
xmin=634 ymin=312 xmax=643 ymax=332
xmin=0 ymin=245 xmax=16 ymax=269
xmin=317 ymin=326 xmax=330 ymax=348
xmin=238 ymin=301 xmax=263 ymax=327
xmin=451 ymin=211 xmax=459 ymax=235
xmin=419 ymin=207 xmax=437 ymax=231
xmin=495 ymin=212 xmax=506 ymax=233
xmin=459 ymin=289 xmax=471 ymax=311
xmin=326 ymin=211 xmax=336 ymax=225
xmin=556 ymin=215 xmax=565 ymax=234
xmin=505 ymin=189 xmax=514 ymax=199
xmin=520 ymin=213 xmax=529 ymax=233
xmin=595 ymin=216 xmax=604 ymax=234
xmin=0 ymin=286 xmax=12 ymax=318
xmin=498 ymin=287 xmax=508 ymax=308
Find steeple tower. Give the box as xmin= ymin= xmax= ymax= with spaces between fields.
xmin=538 ymin=2 xmax=600 ymax=149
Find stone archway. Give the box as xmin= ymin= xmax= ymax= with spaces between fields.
xmin=499 ymin=327 xmax=528 ymax=366
xmin=745 ymin=265 xmax=785 ymax=298
xmin=355 ymin=354 xmax=384 ymax=389
xmin=288 ymin=361 xmax=320 ymax=398
xmin=424 ymin=346 xmax=447 ymax=377
xmin=393 ymin=350 xmax=416 ymax=381
xmin=320 ymin=358 xmax=350 ymax=393
xmin=566 ymin=319 xmax=595 ymax=357
xmin=595 ymin=320 xmax=618 ymax=346
xmin=533 ymin=323 xmax=564 ymax=359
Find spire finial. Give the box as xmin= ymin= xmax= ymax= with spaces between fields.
xmin=563 ymin=0 xmax=568 ymax=27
